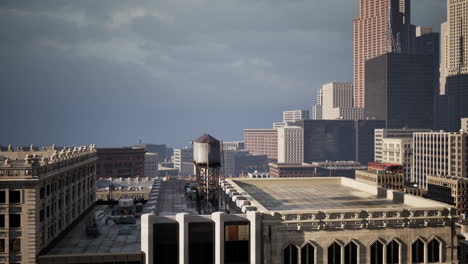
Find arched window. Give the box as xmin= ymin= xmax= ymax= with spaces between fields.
xmin=301 ymin=243 xmax=315 ymax=264
xmin=328 ymin=242 xmax=342 ymax=264
xmin=344 ymin=241 xmax=358 ymax=264
xmin=386 ymin=240 xmax=400 ymax=264
xmin=284 ymin=244 xmax=298 ymax=264
xmin=412 ymin=238 xmax=425 ymax=263
xmin=428 ymin=238 xmax=441 ymax=263
xmin=370 ymin=240 xmax=384 ymax=264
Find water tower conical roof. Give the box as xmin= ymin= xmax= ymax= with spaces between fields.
xmin=194 ymin=134 xmax=219 ymax=144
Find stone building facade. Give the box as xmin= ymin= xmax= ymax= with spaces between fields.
xmin=244 ymin=129 xmax=278 ymax=160
xmin=0 ymin=145 xmax=97 ymax=264
xmin=142 ymin=177 xmax=458 ymax=264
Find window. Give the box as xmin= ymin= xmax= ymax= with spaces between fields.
xmin=412 ymin=238 xmax=425 ymax=263
xmin=370 ymin=240 xmax=384 ymax=264
xmin=386 ymin=240 xmax=400 ymax=264
xmin=39 ymin=209 xmax=45 ymax=222
xmin=428 ymin=239 xmax=440 ymax=263
xmin=40 ymin=187 xmax=45 ymax=199
xmin=0 ymin=191 xmax=5 ymax=203
xmin=9 ymin=191 xmax=21 ymax=204
xmin=328 ymin=242 xmax=341 ymax=264
xmin=301 ymin=243 xmax=315 ymax=264
xmin=10 ymin=214 xmax=21 ymax=228
xmin=0 ymin=239 xmax=4 ymax=252
xmin=0 ymin=215 xmax=4 ymax=228
xmin=345 ymin=241 xmax=358 ymax=264
xmin=9 ymin=238 xmax=20 ymax=252
xmin=284 ymin=244 xmax=298 ymax=264
xmin=46 ymin=185 xmax=50 ymax=196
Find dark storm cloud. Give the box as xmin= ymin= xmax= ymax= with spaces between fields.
xmin=0 ymin=0 xmax=446 ymax=147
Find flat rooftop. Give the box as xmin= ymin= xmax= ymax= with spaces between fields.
xmin=228 ymin=177 xmax=451 ymax=213
xmin=46 ymin=205 xmax=140 ymax=255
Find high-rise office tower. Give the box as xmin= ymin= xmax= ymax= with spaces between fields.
xmin=365 ymin=53 xmax=435 ymax=129
xmin=277 ymin=126 xmax=304 ymax=163
xmin=353 ymin=0 xmax=415 ymax=108
xmin=321 ymin=82 xmax=364 ymax=120
xmin=243 ymin=129 xmax=278 ymax=160
xmin=437 ymin=0 xmax=468 ymax=131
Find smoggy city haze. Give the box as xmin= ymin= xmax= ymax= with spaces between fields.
xmin=0 ymin=0 xmax=446 ymax=148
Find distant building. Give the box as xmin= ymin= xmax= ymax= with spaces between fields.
xmin=96 ymin=147 xmax=145 ymax=178
xmin=321 ymin=82 xmax=364 ymax=120
xmin=311 ymin=161 xmax=367 ymax=178
xmin=312 ymin=87 xmax=323 ymax=120
xmin=311 ymin=104 xmax=322 ymax=120
xmin=144 ymin=153 xmax=158 ymax=178
xmin=427 ymin=175 xmax=468 ymax=215
xmin=436 ymin=0 xmax=468 ymax=132
xmin=96 ymin=177 xmax=155 ymax=201
xmin=381 ymin=137 xmax=412 ymax=182
xmin=222 ymin=141 xmax=245 ymax=150
xmin=173 ymin=148 xmax=193 ymax=176
xmin=158 ymin=165 xmax=179 ymax=178
xmin=365 ymin=53 xmax=435 ymax=129
xmin=412 ymin=130 xmax=468 ymax=189
xmin=244 ymin=129 xmax=278 ymax=160
xmin=295 ymin=120 xmax=386 ymax=164
xmin=268 ymin=163 xmax=315 ymax=178
xmin=133 ymin=144 xmax=167 ymax=162
xmin=247 ymin=171 xmax=270 ymax=179
xmin=0 ymin=145 xmax=97 ymax=264
xmin=463 ymin=118 xmax=468 ymax=131
xmin=283 ymin=110 xmax=309 ymax=123
xmin=277 ymin=126 xmax=303 ymax=163
xmin=353 ymin=0 xmax=415 ymax=108
xmin=374 ymin=128 xmax=431 ymax=163
xmin=223 ymin=150 xmax=269 ymax=178
xmin=355 ymin=164 xmax=404 ymax=190
xmin=272 ymin=122 xmax=288 ymax=129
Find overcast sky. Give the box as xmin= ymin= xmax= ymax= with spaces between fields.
xmin=0 ymin=0 xmax=446 ymax=148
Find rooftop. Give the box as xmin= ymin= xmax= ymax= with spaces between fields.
xmin=226 ymin=177 xmax=451 ymax=213
xmin=46 ymin=205 xmax=140 ymax=255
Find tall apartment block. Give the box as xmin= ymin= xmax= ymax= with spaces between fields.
xmin=365 ymin=53 xmax=435 ymax=129
xmin=244 ymin=129 xmax=278 ymax=160
xmin=0 ymin=145 xmax=97 ymax=264
xmin=96 ymin=147 xmax=145 ymax=178
xmin=437 ymin=0 xmax=468 ymax=131
xmin=374 ymin=128 xmax=431 ymax=163
xmin=353 ymin=0 xmax=414 ymax=108
xmin=412 ymin=131 xmax=468 ymax=189
xmin=277 ymin=126 xmax=304 ymax=163
xmin=311 ymin=88 xmax=322 ymax=120
xmin=321 ymin=82 xmax=364 ymax=120
xmin=173 ymin=148 xmax=194 ymax=176
xmin=282 ymin=110 xmax=309 ymax=123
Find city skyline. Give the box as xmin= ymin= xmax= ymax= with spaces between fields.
xmin=0 ymin=0 xmax=446 ymax=148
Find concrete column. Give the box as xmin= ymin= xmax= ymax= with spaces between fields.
xmin=176 ymin=213 xmax=190 ymax=264
xmin=212 ymin=212 xmax=225 ymax=264
xmin=141 ymin=214 xmax=153 ymax=264
xmin=247 ymin=211 xmax=261 ymax=264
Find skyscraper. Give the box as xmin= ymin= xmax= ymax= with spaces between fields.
xmin=364 ymin=53 xmax=435 ymax=129
xmin=437 ymin=0 xmax=468 ymax=131
xmin=353 ymin=0 xmax=415 ymax=108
